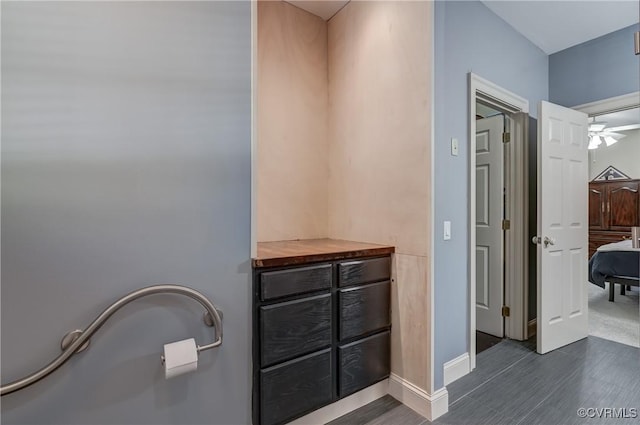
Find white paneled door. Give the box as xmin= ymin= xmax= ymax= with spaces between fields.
xmin=537 ymin=101 xmax=589 ymax=354
xmin=476 ymin=115 xmax=504 ymax=338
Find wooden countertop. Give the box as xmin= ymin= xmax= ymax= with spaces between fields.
xmin=253 ymin=238 xmax=395 ymax=268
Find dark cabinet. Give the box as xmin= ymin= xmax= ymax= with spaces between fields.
xmin=260 ymin=293 xmax=332 ymax=367
xmin=339 ymin=281 xmax=390 ymax=341
xmin=588 ymin=183 xmax=607 ymax=230
xmin=253 ymin=254 xmax=391 ymax=425
xmin=260 ymin=349 xmax=333 ymax=425
xmin=588 ymin=180 xmax=640 ymax=257
xmin=338 ymin=257 xmax=391 ymax=287
xmin=608 ymin=181 xmax=640 ymax=230
xmin=338 ymin=331 xmax=390 ymax=397
xmin=260 ymin=264 xmax=332 ymax=300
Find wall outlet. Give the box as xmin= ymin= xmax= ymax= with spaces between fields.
xmin=444 ymin=221 xmax=451 ymax=240
xmin=451 ymin=138 xmax=459 ymax=156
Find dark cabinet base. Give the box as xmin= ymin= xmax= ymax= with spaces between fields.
xmin=339 ymin=281 xmax=390 ymax=341
xmin=254 ymin=254 xmax=392 ymax=425
xmin=260 ymin=293 xmax=332 ymax=367
xmin=260 ymin=349 xmax=333 ymax=425
xmin=338 ymin=331 xmax=390 ymax=397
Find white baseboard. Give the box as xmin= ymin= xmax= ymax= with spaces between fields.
xmin=286 ymin=379 xmax=388 ymax=425
xmin=528 ymin=319 xmax=537 ymax=338
xmin=387 ymin=373 xmax=449 ymax=421
xmin=443 ymin=352 xmax=470 ymax=386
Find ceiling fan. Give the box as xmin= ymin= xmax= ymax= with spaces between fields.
xmin=587 ymin=120 xmax=639 ymax=150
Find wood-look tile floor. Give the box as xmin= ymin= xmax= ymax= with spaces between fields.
xmin=328 ymin=336 xmax=640 ymax=425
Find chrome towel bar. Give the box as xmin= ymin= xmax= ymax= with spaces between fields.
xmin=1 ymin=284 xmax=223 ymax=396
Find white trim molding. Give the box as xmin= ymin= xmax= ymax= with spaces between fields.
xmin=572 ymin=91 xmax=640 ymax=115
xmin=470 ymin=73 xmax=529 ymax=115
xmin=443 ymin=353 xmax=470 ymax=386
xmin=286 ymin=380 xmax=388 ymax=425
xmin=388 ymin=373 xmax=449 ymax=421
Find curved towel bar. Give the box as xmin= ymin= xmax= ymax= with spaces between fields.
xmin=1 ymin=284 xmax=222 ymax=396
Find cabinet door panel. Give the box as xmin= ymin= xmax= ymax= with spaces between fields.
xmin=588 ymin=183 xmax=606 ymax=230
xmin=260 ymin=263 xmax=332 ymax=300
xmin=338 ymin=331 xmax=390 ymax=397
xmin=260 ymin=349 xmax=333 ymax=425
xmin=339 ymin=281 xmax=390 ymax=340
xmin=260 ymin=293 xmax=331 ymax=367
xmin=608 ymin=181 xmax=639 ymax=230
xmin=338 ymin=257 xmax=391 ymax=287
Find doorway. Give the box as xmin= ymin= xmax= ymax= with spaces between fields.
xmin=470 ymin=88 xmax=640 ymax=365
xmin=474 ymin=101 xmax=534 ymax=354
xmin=468 ymin=73 xmax=530 ymax=367
xmin=575 ymin=93 xmax=640 ymax=348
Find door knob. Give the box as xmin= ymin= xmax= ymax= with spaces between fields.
xmin=532 ymin=236 xmax=555 ymax=248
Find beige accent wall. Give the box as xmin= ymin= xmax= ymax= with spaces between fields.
xmin=327 ymin=0 xmax=431 ymax=258
xmin=257 ymin=1 xmax=328 ymax=241
xmin=391 ymin=253 xmax=432 ymax=389
xmin=328 ymin=1 xmax=432 ymax=391
xmin=257 ymin=0 xmax=434 ymax=395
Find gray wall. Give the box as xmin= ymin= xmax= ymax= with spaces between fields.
xmin=588 ymin=129 xmax=640 ymax=180
xmin=550 ymin=24 xmax=640 ymax=107
xmin=433 ymin=0 xmax=548 ymax=390
xmin=1 ymin=2 xmax=252 ymax=424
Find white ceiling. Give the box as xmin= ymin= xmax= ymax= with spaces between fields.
xmin=286 ymin=0 xmax=349 ymax=21
xmin=482 ymin=1 xmax=640 ymax=54
xmin=289 ymin=1 xmax=639 ymax=53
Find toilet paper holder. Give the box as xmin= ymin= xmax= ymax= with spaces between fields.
xmin=1 ymin=284 xmax=223 ymax=396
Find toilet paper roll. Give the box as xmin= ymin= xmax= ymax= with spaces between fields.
xmin=163 ymin=338 xmax=198 ymax=379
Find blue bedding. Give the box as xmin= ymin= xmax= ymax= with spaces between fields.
xmin=588 ymin=250 xmax=640 ymax=288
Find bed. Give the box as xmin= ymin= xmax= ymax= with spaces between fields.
xmin=588 ymin=240 xmax=640 ymax=302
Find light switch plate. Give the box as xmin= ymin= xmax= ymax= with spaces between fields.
xmin=444 ymin=221 xmax=451 ymax=240
xmin=451 ymin=138 xmax=459 ymax=156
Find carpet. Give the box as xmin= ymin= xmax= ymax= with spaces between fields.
xmin=588 ymin=282 xmax=639 ymax=348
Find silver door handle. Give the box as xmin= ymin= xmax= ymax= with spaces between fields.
xmin=532 ymin=236 xmax=555 ymax=248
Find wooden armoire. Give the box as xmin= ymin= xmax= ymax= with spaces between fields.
xmin=588 ymin=179 xmax=640 ymax=257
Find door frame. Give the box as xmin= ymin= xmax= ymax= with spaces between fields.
xmin=572 ymin=91 xmax=640 ymax=116
xmin=468 ymin=73 xmax=529 ymax=370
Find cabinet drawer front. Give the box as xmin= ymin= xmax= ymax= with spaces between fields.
xmin=338 ymin=331 xmax=390 ymax=397
xmin=261 ymin=349 xmax=333 ymax=425
xmin=260 ymin=264 xmax=332 ymax=300
xmin=339 ymin=281 xmax=390 ymax=340
xmin=260 ymin=294 xmax=332 ymax=367
xmin=338 ymin=257 xmax=390 ymax=287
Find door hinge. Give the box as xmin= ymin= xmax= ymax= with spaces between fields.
xmin=502 ymin=219 xmax=511 ymax=230
xmin=502 ymin=306 xmax=510 ymax=317
xmin=502 ymin=132 xmax=511 ymax=143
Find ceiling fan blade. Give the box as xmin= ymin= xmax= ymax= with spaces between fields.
xmin=589 ymin=123 xmax=607 ymax=132
xmin=599 ymin=132 xmax=626 ymax=139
